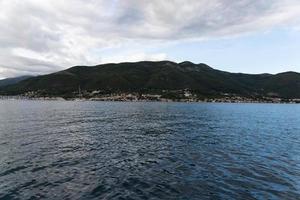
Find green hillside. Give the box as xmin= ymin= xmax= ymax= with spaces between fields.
xmin=1 ymin=61 xmax=300 ymax=99
xmin=0 ymin=76 xmax=33 ymax=87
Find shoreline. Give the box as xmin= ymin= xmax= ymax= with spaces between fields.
xmin=0 ymin=96 xmax=299 ymax=104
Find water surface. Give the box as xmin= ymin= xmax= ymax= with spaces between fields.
xmin=0 ymin=101 xmax=299 ymax=199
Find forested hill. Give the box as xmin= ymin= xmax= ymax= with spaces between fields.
xmin=1 ymin=61 xmax=299 ymax=99
xmin=0 ymin=76 xmax=32 ymax=87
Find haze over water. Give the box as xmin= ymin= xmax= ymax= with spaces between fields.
xmin=0 ymin=101 xmax=299 ymax=199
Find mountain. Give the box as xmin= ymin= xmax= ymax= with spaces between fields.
xmin=0 ymin=61 xmax=299 ymax=99
xmin=0 ymin=76 xmax=33 ymax=87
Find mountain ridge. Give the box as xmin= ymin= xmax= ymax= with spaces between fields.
xmin=0 ymin=61 xmax=299 ymax=99
xmin=0 ymin=76 xmax=33 ymax=87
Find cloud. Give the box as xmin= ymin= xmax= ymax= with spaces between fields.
xmin=0 ymin=0 xmax=299 ymax=77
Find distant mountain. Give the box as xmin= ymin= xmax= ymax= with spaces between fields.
xmin=0 ymin=76 xmax=33 ymax=87
xmin=0 ymin=61 xmax=299 ymax=99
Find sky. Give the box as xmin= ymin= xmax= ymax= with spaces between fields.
xmin=0 ymin=0 xmax=300 ymax=79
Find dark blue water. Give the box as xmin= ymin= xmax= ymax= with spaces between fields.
xmin=0 ymin=101 xmax=299 ymax=200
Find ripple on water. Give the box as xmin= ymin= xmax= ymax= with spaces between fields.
xmin=0 ymin=101 xmax=299 ymax=199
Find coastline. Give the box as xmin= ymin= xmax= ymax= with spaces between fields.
xmin=1 ymin=95 xmax=299 ymax=104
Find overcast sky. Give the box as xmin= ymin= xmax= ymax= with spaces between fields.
xmin=0 ymin=0 xmax=300 ymax=79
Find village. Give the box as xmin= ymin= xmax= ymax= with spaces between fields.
xmin=1 ymin=89 xmax=300 ymax=104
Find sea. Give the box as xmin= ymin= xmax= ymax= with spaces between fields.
xmin=0 ymin=100 xmax=299 ymax=200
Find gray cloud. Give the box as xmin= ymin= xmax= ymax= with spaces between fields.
xmin=0 ymin=0 xmax=299 ymax=78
